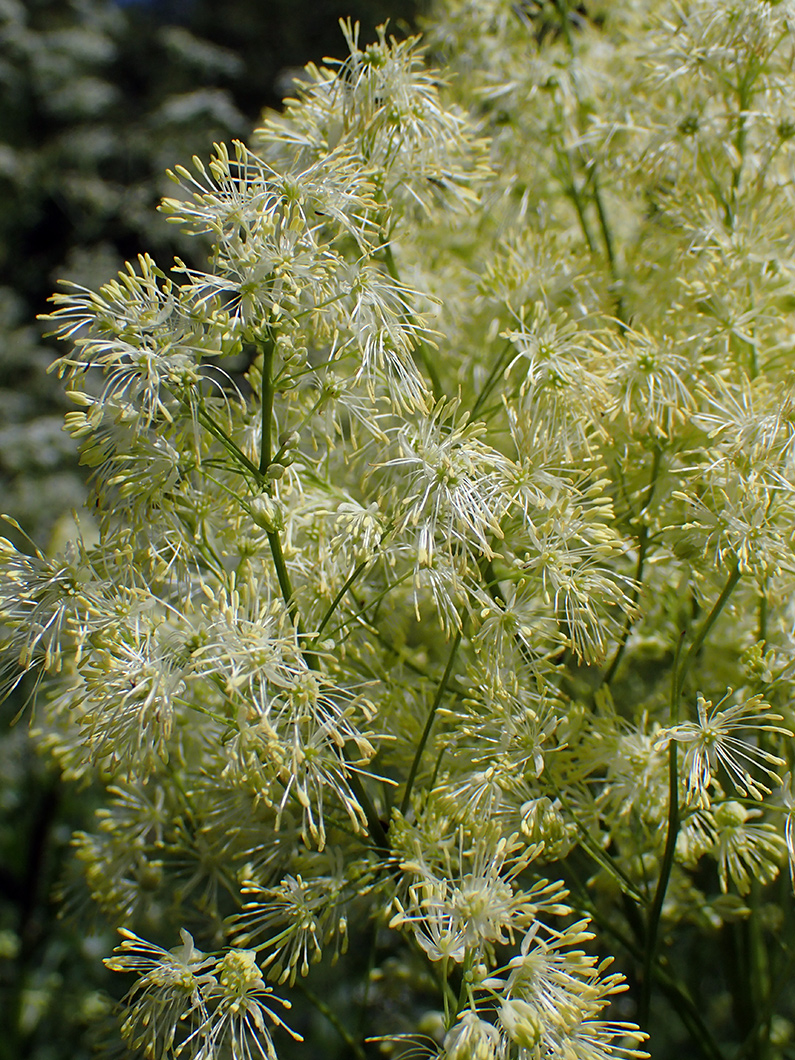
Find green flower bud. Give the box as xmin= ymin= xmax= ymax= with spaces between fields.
xmin=250 ymin=495 xmax=284 ymax=532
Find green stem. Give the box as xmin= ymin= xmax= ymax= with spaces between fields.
xmin=558 ymin=150 xmax=596 ymax=255
xmin=313 ymin=561 xmax=370 ymax=645
xmin=294 ymin=981 xmax=367 ymax=1060
xmin=566 ymin=867 xmax=725 ymax=1060
xmin=267 ymin=530 xmax=303 ymax=635
xmin=265 ymin=526 xmax=388 ymax=850
xmin=758 ymin=585 xmax=768 ymax=645
xmin=676 ymin=558 xmax=743 ymax=701
xmin=255 ymin=323 xmax=388 ymax=852
xmin=732 ymin=931 xmax=795 ymax=1060
xmin=456 ymin=950 xmax=475 ymax=1014
xmin=640 ymin=739 xmax=678 ymax=1025
xmin=590 ymin=169 xmax=626 ymax=325
xmin=592 ymin=171 xmax=617 ymax=274
xmin=197 ymin=406 xmax=262 ymax=482
xmin=601 ymin=524 xmax=647 ymax=686
xmin=602 ymin=447 xmax=662 ymax=686
xmin=400 ymin=629 xmax=463 ymax=816
xmin=640 ymin=560 xmax=741 ymax=1027
xmin=549 ymin=781 xmax=646 ymax=904
xmin=639 ymin=633 xmax=683 ymax=1027
xmin=470 ymin=339 xmax=513 ymax=420
xmin=259 ymin=333 xmax=276 ymax=475
xmin=325 ymin=571 xmax=414 ymax=642
xmin=551 ymin=0 xmax=575 ymax=52
xmin=346 ymin=606 xmax=455 ymax=687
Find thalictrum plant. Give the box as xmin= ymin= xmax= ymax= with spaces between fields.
xmin=4 ymin=2 xmax=795 ymax=1057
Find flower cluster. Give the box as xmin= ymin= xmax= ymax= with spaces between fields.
xmin=105 ymin=929 xmax=301 ymax=1060
xmin=4 ymin=2 xmax=795 ymax=1058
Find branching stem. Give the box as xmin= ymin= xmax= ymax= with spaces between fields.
xmin=602 ymin=447 xmax=662 ymax=685
xmin=641 ymin=558 xmax=743 ymax=1025
xmin=401 ymin=628 xmax=463 ymax=816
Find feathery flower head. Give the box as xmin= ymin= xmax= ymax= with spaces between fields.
xmin=656 ymin=690 xmax=791 ymax=807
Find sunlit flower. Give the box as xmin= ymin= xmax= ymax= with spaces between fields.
xmin=384 ymin=398 xmax=511 ymax=568
xmin=185 ymin=948 xmax=301 ymax=1060
xmin=232 ymin=865 xmax=361 ymax=984
xmin=443 ymin=1010 xmax=502 ymax=1060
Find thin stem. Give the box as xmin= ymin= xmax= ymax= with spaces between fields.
xmin=558 ymin=153 xmax=596 ymax=255
xmin=551 ymin=0 xmax=575 ymax=53
xmin=602 ymin=447 xmax=662 ymax=686
xmin=254 ymin=325 xmax=388 ymax=854
xmin=348 ymin=608 xmax=454 ymax=687
xmin=264 ymin=525 xmax=388 ymax=850
xmin=676 ymin=558 xmax=743 ymax=701
xmin=592 ymin=171 xmax=617 ymax=274
xmin=294 ymin=981 xmax=367 ymax=1060
xmin=758 ymin=584 xmax=768 ymax=645
xmin=259 ymin=333 xmax=276 ymax=475
xmin=325 ymin=571 xmax=414 ymax=642
xmin=313 ymin=560 xmax=370 ymax=645
xmin=549 ymin=1 xmax=626 ymax=325
xmin=549 ymin=780 xmax=646 ymax=905
xmin=732 ymin=935 xmax=795 ymax=1060
xmin=565 ymin=866 xmax=726 ymax=1060
xmin=267 ymin=530 xmax=304 ymax=639
xmin=400 ymin=628 xmax=463 ymax=816
xmin=640 ymin=561 xmax=742 ymax=1027
xmin=470 ymin=339 xmax=513 ymax=420
xmin=590 ymin=168 xmax=626 ymax=326
xmin=639 ymin=632 xmax=684 ymax=1027
xmin=441 ymin=956 xmax=457 ymax=1024
xmin=601 ymin=524 xmax=647 ymax=686
xmin=197 ymin=406 xmax=262 ymax=483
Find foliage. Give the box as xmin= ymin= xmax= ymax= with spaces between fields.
xmin=4 ymin=1 xmax=795 ymax=1058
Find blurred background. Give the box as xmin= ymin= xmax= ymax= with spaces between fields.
xmin=0 ymin=2 xmax=419 ymax=1056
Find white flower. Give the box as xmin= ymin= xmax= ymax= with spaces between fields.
xmin=655 ymin=691 xmax=790 ymax=807
xmin=390 ymin=882 xmax=469 ymax=963
xmin=67 ymin=611 xmax=189 ymax=775
xmin=0 ymin=535 xmax=105 ymax=694
xmin=104 ymin=929 xmax=215 ymax=1059
xmin=604 ymin=327 xmax=697 ymax=439
xmin=443 ymin=1010 xmax=502 ymax=1060
xmin=106 ymin=932 xmax=301 ymax=1060
xmin=225 ymin=667 xmax=379 ymax=849
xmin=185 ymin=948 xmax=301 ymax=1060
xmin=385 ymin=399 xmax=510 ymax=567
xmin=391 ymin=831 xmax=548 ymax=963
xmin=44 ymin=255 xmax=210 ymax=430
xmin=256 ymin=19 xmax=489 ymax=215
xmin=232 ymin=868 xmax=356 ymax=984
xmin=711 ymin=800 xmax=786 ymax=894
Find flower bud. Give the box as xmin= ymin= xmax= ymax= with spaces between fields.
xmin=250 ymin=495 xmax=284 ymax=532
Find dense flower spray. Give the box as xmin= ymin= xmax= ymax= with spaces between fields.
xmin=4 ymin=1 xmax=795 ymax=1057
